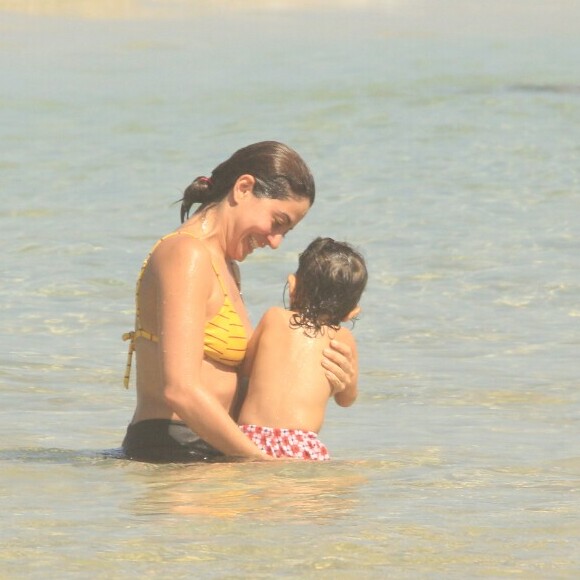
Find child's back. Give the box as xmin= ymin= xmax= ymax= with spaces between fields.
xmin=238 ymin=305 xmax=357 ymax=434
xmin=237 ymin=237 xmax=367 ymax=460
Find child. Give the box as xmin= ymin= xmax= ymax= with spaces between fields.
xmin=237 ymin=237 xmax=368 ymax=460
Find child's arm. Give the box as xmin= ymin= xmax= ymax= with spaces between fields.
xmin=231 ymin=311 xmax=267 ymax=421
xmin=239 ymin=310 xmax=268 ymax=380
xmin=333 ymin=329 xmax=359 ymax=407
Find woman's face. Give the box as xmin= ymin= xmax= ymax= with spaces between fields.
xmin=230 ymin=193 xmax=311 ymax=262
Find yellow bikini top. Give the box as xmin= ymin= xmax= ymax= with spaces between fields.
xmin=122 ymin=232 xmax=248 ymax=388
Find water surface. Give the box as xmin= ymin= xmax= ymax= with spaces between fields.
xmin=1 ymin=1 xmax=579 ymax=577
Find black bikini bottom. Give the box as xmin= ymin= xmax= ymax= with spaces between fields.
xmin=122 ymin=419 xmax=224 ymax=463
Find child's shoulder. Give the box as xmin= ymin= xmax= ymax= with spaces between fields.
xmin=334 ymin=325 xmax=357 ymax=348
xmin=262 ymin=305 xmax=288 ymax=317
xmin=259 ymin=306 xmax=290 ymax=325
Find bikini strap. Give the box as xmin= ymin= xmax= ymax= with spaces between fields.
xmin=122 ymin=332 xmax=135 ymax=389
xmin=209 ymin=260 xmax=229 ymax=297
xmin=122 ymin=329 xmax=160 ymax=389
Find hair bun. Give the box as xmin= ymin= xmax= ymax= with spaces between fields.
xmin=180 ymin=176 xmax=214 ymax=223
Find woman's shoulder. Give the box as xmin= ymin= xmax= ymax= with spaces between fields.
xmin=155 ymin=230 xmax=209 ymax=255
xmin=149 ymin=231 xmax=213 ymax=273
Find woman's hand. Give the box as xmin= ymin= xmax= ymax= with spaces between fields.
xmin=322 ymin=339 xmax=356 ymax=394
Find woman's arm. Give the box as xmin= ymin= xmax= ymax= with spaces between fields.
xmin=331 ymin=329 xmax=359 ymax=407
xmin=322 ymin=334 xmax=358 ymax=398
xmin=151 ymin=236 xmax=268 ymax=459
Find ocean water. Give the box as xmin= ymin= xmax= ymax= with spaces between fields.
xmin=1 ymin=1 xmax=579 ymax=577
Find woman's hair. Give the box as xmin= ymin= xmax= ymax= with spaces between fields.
xmin=180 ymin=141 xmax=316 ymax=222
xmin=290 ymin=237 xmax=368 ymax=335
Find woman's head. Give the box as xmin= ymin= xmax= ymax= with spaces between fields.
xmin=289 ymin=237 xmax=368 ymax=335
xmin=180 ymin=141 xmax=315 ymax=223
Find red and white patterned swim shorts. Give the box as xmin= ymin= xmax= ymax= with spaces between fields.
xmin=239 ymin=424 xmax=330 ymax=461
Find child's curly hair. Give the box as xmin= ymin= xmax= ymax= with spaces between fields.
xmin=289 ymin=237 xmax=368 ymax=336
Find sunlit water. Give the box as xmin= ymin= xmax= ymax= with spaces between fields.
xmin=1 ymin=1 xmax=579 ymax=577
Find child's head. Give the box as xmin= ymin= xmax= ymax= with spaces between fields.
xmin=289 ymin=237 xmax=368 ymax=334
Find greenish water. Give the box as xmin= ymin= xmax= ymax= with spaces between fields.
xmin=1 ymin=1 xmax=579 ymax=577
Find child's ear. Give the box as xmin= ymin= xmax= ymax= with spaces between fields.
xmin=287 ymin=274 xmax=297 ymax=298
xmin=342 ymin=305 xmax=361 ymax=322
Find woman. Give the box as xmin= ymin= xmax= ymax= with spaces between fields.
xmin=121 ymin=141 xmax=356 ymax=462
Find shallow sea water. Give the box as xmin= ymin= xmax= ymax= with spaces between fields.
xmin=1 ymin=1 xmax=579 ymax=578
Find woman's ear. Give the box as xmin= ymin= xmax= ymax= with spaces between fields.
xmin=232 ymin=174 xmax=256 ymax=203
xmin=343 ymin=305 xmax=361 ymax=322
